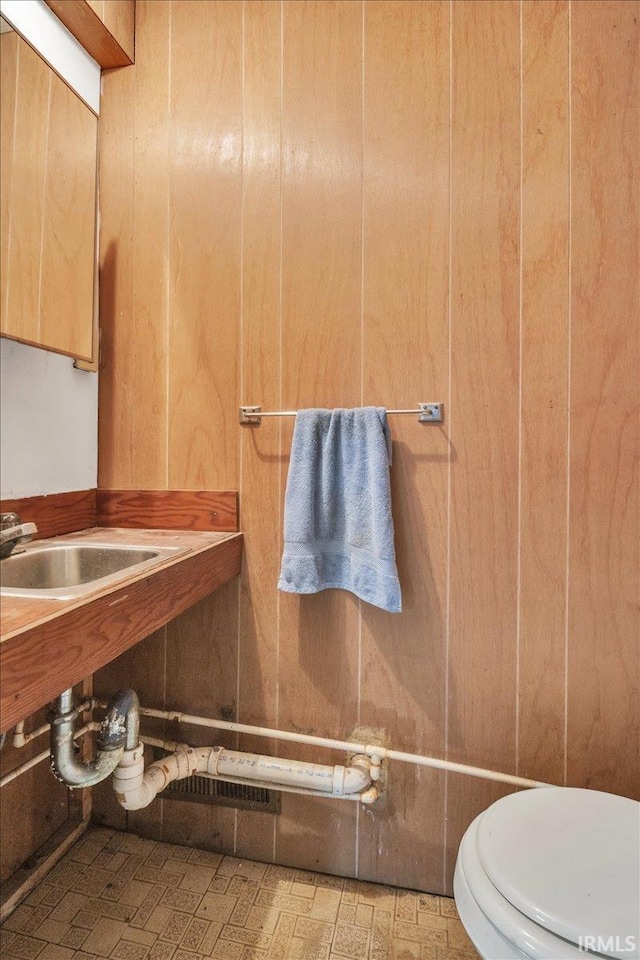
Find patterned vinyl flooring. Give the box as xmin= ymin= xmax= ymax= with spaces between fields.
xmin=1 ymin=826 xmax=480 ymax=960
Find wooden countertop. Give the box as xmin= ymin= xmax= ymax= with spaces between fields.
xmin=0 ymin=527 xmax=243 ymax=731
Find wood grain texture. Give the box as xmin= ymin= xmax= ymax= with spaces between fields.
xmin=129 ymin=0 xmax=171 ymax=488
xmin=99 ymin=0 xmax=135 ymax=63
xmin=97 ymin=52 xmax=135 ymax=488
xmin=446 ymin=0 xmax=521 ymax=886
xmin=359 ymin=0 xmax=450 ymax=893
xmin=518 ymin=0 xmax=569 ymax=785
xmin=0 ymin=32 xmax=18 ymax=337
xmin=0 ymin=705 xmax=69 ymax=883
xmin=275 ymin=0 xmax=363 ymax=878
xmin=45 ymin=0 xmax=134 ymax=67
xmin=168 ymin=0 xmax=242 ymax=492
xmin=0 ymin=30 xmax=97 ymax=359
xmin=2 ymin=37 xmax=49 ymax=344
xmin=93 ymin=0 xmax=640 ymax=895
xmin=0 ymin=489 xmax=97 ymax=540
xmin=235 ymin=0 xmax=283 ymax=863
xmin=162 ymin=582 xmax=239 ymax=854
xmin=40 ymin=72 xmax=97 ymax=361
xmin=0 ymin=534 xmax=242 ymax=731
xmin=102 ymin=0 xmax=170 ymax=488
xmin=96 ymin=490 xmax=238 ymax=531
xmin=568 ymin=0 xmax=639 ymax=798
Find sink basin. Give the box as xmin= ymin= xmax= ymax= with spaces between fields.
xmin=0 ymin=541 xmax=186 ymax=600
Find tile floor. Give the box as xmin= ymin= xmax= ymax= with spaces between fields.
xmin=1 ymin=826 xmax=480 ymax=960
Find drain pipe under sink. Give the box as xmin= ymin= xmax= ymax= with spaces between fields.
xmin=50 ymin=688 xmax=140 ymax=788
xmin=112 ymin=742 xmax=373 ymax=810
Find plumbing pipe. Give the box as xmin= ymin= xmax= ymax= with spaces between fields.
xmin=0 ymin=723 xmax=98 ymax=789
xmin=17 ymin=722 xmax=51 ymax=748
xmin=11 ymin=701 xmax=93 ymax=749
xmin=123 ymin=704 xmax=552 ymax=790
xmin=12 ymin=722 xmax=25 ymax=748
xmin=213 ymin=749 xmax=371 ymax=794
xmin=112 ymin=743 xmax=373 ymax=811
xmin=50 ymin=689 xmax=139 ymax=788
xmin=138 ymin=736 xmax=379 ymax=804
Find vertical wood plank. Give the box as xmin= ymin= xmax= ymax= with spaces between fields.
xmin=4 ymin=41 xmax=50 ymax=345
xmin=101 ymin=0 xmax=135 ymax=63
xmin=359 ymin=0 xmax=450 ymax=893
xmin=0 ymin=705 xmax=69 ymax=883
xmin=0 ymin=33 xmax=18 ymax=336
xmin=276 ymin=0 xmax=363 ymax=876
xmin=97 ymin=0 xmax=171 ymax=844
xmin=40 ymin=75 xmax=97 ymax=360
xmin=235 ymin=0 xmax=283 ymax=863
xmin=160 ymin=0 xmax=243 ymax=852
xmin=568 ymin=0 xmax=639 ymax=798
xmin=130 ymin=0 xmax=170 ymax=488
xmin=168 ymin=0 xmax=242 ymax=492
xmin=446 ymin=0 xmax=521 ymax=887
xmin=164 ymin=584 xmax=239 ymax=853
xmin=100 ymin=0 xmax=170 ymax=488
xmin=85 ymin=0 xmax=105 ymax=18
xmin=98 ymin=60 xmax=135 ymax=487
xmin=518 ymin=0 xmax=569 ymax=785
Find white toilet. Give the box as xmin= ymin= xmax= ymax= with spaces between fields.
xmin=454 ymin=787 xmax=640 ymax=960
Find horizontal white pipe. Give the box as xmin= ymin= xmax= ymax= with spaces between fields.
xmin=198 ymin=773 xmax=379 ymax=804
xmin=138 ymin=736 xmax=378 ymax=803
xmin=130 ymin=705 xmax=552 ymax=790
xmin=113 ymin=743 xmax=372 ymax=810
xmin=215 ymin=750 xmax=369 ymax=794
xmin=0 ymin=723 xmax=98 ymax=789
xmin=139 ymin=736 xmax=380 ymax=804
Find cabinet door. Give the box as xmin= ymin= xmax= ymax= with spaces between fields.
xmin=0 ymin=27 xmax=98 ymax=362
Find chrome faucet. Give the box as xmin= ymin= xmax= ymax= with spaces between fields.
xmin=0 ymin=513 xmax=38 ymax=559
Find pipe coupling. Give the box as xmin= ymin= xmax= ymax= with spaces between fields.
xmin=48 ymin=704 xmax=79 ymax=728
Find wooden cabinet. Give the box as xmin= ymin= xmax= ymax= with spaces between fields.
xmin=0 ymin=28 xmax=98 ymax=362
xmin=45 ymin=0 xmax=135 ymax=68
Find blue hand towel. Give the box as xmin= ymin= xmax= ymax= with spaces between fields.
xmin=278 ymin=407 xmax=402 ymax=613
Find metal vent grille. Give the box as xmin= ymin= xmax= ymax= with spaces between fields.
xmin=151 ymin=748 xmax=280 ymax=813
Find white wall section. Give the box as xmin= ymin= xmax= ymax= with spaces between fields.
xmin=0 ymin=339 xmax=98 ymax=498
xmin=0 ymin=0 xmax=100 ymax=113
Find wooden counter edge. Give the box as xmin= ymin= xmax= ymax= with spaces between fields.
xmin=0 ymin=534 xmax=243 ymax=732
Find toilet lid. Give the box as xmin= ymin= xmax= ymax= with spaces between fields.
xmin=476 ymin=788 xmax=640 ymax=960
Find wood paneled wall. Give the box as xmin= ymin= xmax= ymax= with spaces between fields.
xmin=95 ymin=0 xmax=639 ymax=894
xmin=0 ymin=704 xmax=70 ymax=884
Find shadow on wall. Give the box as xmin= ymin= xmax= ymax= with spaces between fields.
xmin=97 ymin=240 xmax=118 ymax=484
xmin=359 ymin=437 xmax=462 ymax=756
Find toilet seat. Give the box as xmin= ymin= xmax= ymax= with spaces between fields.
xmin=454 ymin=788 xmax=640 ymax=960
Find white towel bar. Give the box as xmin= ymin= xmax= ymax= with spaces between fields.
xmin=239 ymin=402 xmax=443 ymax=425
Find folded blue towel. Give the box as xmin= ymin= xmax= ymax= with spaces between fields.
xmin=278 ymin=407 xmax=402 ymax=613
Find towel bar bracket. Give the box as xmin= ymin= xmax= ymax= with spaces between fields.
xmin=239 ymin=403 xmax=444 ymax=426
xmin=239 ymin=405 xmax=263 ymax=425
xmin=417 ymin=403 xmax=443 ymax=423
